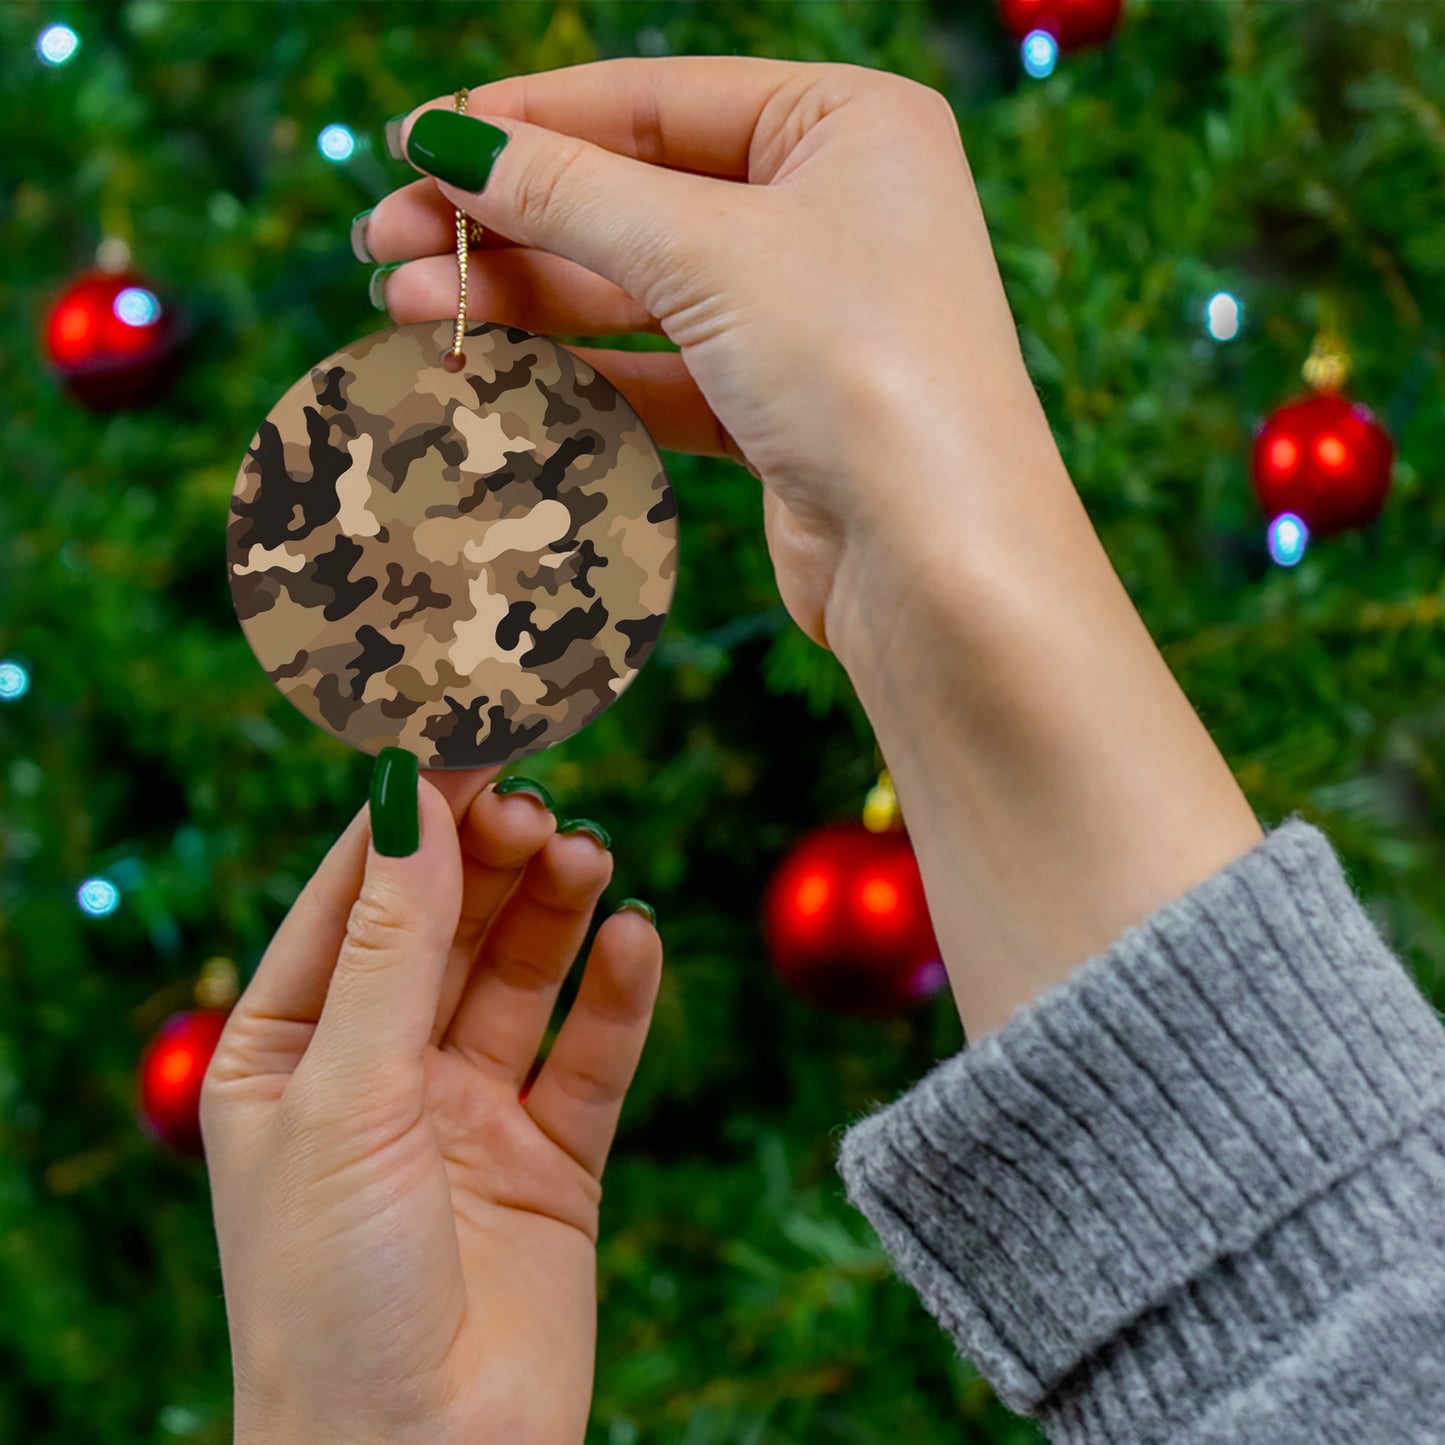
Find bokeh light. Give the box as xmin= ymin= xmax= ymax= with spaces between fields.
xmin=1022 ymin=30 xmax=1059 ymax=79
xmin=1205 ymin=291 xmax=1242 ymax=341
xmin=1267 ymin=436 xmax=1299 ymax=476
xmin=794 ymin=872 xmax=831 ymax=917
xmin=317 ymin=123 xmax=356 ymax=161
xmin=0 ymin=661 xmax=29 ymax=700
xmin=859 ymin=876 xmax=901 ymax=918
xmin=1268 ymin=512 xmax=1309 ymax=567
xmin=77 ymin=877 xmax=121 ymax=917
xmin=114 ymin=287 xmax=162 ymax=327
xmin=37 ymin=24 xmax=79 ymax=66
xmin=910 ymin=958 xmax=948 ymax=1001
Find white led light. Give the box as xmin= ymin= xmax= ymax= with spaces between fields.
xmin=114 ymin=287 xmax=161 ymax=327
xmin=318 ymin=124 xmax=357 ymax=162
xmin=0 ymin=660 xmax=29 ymax=700
xmin=1267 ymin=512 xmax=1308 ymax=567
xmin=38 ymin=24 xmax=79 ymax=66
xmin=1205 ymin=291 xmax=1242 ymax=342
xmin=78 ymin=877 xmax=121 ymax=917
xmin=1022 ymin=30 xmax=1059 ymax=80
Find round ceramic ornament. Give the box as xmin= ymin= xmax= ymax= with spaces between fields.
xmin=227 ymin=96 xmax=677 ymax=771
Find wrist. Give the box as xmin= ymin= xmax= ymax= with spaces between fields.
xmin=825 ymin=424 xmax=1262 ymax=1039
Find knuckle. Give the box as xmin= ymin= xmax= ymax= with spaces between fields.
xmin=893 ymin=74 xmax=958 ymax=129
xmin=817 ymin=60 xmax=884 ymax=93
xmin=341 ymin=892 xmax=407 ymax=967
xmin=487 ymin=940 xmax=561 ymax=992
xmin=514 ymin=134 xmax=590 ymax=231
xmin=629 ymin=77 xmax=667 ymax=167
xmin=551 ymin=1057 xmax=619 ymax=1110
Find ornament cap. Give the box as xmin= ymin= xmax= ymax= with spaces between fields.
xmin=1303 ymin=301 xmax=1351 ymax=392
xmin=95 ymin=236 xmax=133 ymax=273
xmin=1302 ymin=335 xmax=1350 ymax=393
xmin=195 ymin=955 xmax=240 ymax=1010
xmin=863 ymin=767 xmax=903 ymax=832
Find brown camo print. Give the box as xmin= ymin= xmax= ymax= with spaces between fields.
xmin=227 ymin=319 xmax=677 ymax=768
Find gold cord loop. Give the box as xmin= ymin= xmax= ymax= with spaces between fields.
xmin=443 ymin=87 xmax=484 ymax=370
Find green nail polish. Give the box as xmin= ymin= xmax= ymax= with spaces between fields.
xmin=493 ymin=775 xmax=556 ymax=813
xmin=384 ymin=113 xmax=409 ymax=162
xmin=617 ymin=897 xmax=656 ymax=926
xmin=370 ymin=747 xmax=419 ymax=857
xmin=558 ymin=817 xmax=611 ymax=851
xmin=405 ymin=109 xmax=510 ymax=192
xmin=369 ymin=261 xmax=404 ymax=311
xmin=350 ymin=207 xmax=375 ymax=264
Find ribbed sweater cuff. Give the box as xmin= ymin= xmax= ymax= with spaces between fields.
xmin=835 ymin=816 xmax=1445 ymax=1432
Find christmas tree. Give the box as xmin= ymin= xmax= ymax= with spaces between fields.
xmin=3 ymin=2 xmax=1443 ymax=1441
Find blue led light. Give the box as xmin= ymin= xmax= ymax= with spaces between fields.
xmin=1205 ymin=291 xmax=1242 ymax=341
xmin=78 ymin=877 xmax=121 ymax=917
xmin=114 ymin=287 xmax=161 ymax=327
xmin=1268 ymin=512 xmax=1309 ymax=567
xmin=318 ymin=124 xmax=357 ymax=162
xmin=1022 ymin=29 xmax=1059 ymax=79
xmin=0 ymin=661 xmax=29 ymax=700
xmin=38 ymin=24 xmax=79 ymax=65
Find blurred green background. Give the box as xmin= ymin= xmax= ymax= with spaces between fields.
xmin=2 ymin=1 xmax=1444 ymax=1441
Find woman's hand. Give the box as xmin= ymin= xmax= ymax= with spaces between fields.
xmin=201 ymin=767 xmax=662 ymax=1445
xmin=362 ymin=56 xmax=1058 ymax=660
xmin=362 ymin=57 xmax=1263 ymax=1043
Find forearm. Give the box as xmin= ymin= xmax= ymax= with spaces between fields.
xmin=825 ymin=387 xmax=1263 ymax=1041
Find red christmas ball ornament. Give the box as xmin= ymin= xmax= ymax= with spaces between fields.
xmin=137 ymin=1008 xmax=230 ymax=1158
xmin=998 ymin=0 xmax=1124 ymax=50
xmin=1251 ymin=391 xmax=1394 ymax=538
xmin=762 ymin=820 xmax=946 ymax=1018
xmin=43 ymin=268 xmax=184 ymax=410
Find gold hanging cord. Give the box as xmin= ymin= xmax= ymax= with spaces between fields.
xmin=1302 ymin=292 xmax=1350 ymax=393
xmin=443 ymin=88 xmax=488 ymax=371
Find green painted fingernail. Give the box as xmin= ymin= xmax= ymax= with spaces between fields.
xmin=350 ymin=207 xmax=375 ymax=264
xmin=405 ymin=109 xmax=510 ymax=192
xmin=558 ymin=817 xmax=611 ymax=851
xmin=384 ymin=113 xmax=409 ymax=162
xmin=369 ymin=261 xmax=404 ymax=311
xmin=493 ymin=775 xmax=556 ymax=812
xmin=370 ymin=747 xmax=419 ymax=857
xmin=617 ymin=898 xmax=656 ymax=926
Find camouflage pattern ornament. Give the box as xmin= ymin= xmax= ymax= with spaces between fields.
xmin=227 ymin=317 xmax=678 ymax=769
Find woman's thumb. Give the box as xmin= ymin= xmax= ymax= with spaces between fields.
xmin=395 ymin=105 xmax=728 ymax=313
xmin=305 ymin=751 xmax=463 ymax=1087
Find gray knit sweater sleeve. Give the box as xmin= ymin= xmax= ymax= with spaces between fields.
xmin=834 ymin=817 xmax=1445 ymax=1443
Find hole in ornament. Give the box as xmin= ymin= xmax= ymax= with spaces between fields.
xmin=442 ymin=349 xmax=466 ymax=373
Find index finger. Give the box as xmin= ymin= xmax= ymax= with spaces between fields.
xmin=405 ymin=54 xmax=810 ymax=182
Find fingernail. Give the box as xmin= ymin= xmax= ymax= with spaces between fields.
xmin=350 ymin=207 xmax=375 ymax=264
xmin=558 ymin=817 xmax=611 ymax=851
xmin=493 ymin=775 xmax=556 ymax=812
xmin=369 ymin=261 xmax=404 ymax=311
xmin=384 ymin=112 xmax=409 ymax=162
xmin=370 ymin=746 xmax=420 ymax=857
xmin=404 ymin=109 xmax=510 ymax=192
xmin=617 ymin=897 xmax=656 ymax=926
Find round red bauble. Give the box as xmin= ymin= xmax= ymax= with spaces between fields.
xmin=762 ymin=821 xmax=946 ymax=1018
xmin=1251 ymin=392 xmax=1394 ymax=537
xmin=43 ymin=268 xmax=184 ymax=410
xmin=998 ymin=0 xmax=1124 ymax=49
xmin=137 ymin=1008 xmax=230 ymax=1157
